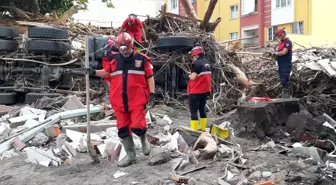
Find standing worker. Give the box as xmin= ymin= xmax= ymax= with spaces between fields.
xmin=87 ymin=32 xmax=155 ymax=167
xmin=273 ymin=28 xmax=293 ymax=98
xmin=187 ymin=46 xmax=212 ymax=131
xmin=119 ymin=14 xmax=147 ymax=52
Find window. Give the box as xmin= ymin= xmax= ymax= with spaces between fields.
xmin=242 ymin=0 xmax=258 ymax=16
xmin=291 ymin=22 xmax=304 ymax=34
xmin=276 ymin=0 xmax=291 ymax=8
xmin=230 ymin=32 xmax=238 ymax=40
xmin=230 ymin=5 xmax=238 ymax=19
xmin=267 ymin=26 xmax=278 ymax=41
xmin=170 ymin=0 xmax=177 ymax=9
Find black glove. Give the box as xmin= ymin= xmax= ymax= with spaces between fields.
xmin=147 ymin=93 xmax=155 ymax=109
xmin=184 ymin=72 xmax=191 ymax=80
xmin=85 ymin=67 xmax=96 ymax=76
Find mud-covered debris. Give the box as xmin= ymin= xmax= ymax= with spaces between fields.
xmin=193 ymin=132 xmax=218 ymax=159
xmin=148 ymin=151 xmax=171 ymax=165
xmin=30 ymin=132 xmax=49 ymax=146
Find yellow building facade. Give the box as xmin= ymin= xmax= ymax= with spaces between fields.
xmin=264 ymin=0 xmax=312 ymax=48
xmin=197 ymin=0 xmax=240 ymax=42
xmin=287 ymin=0 xmax=336 ymax=49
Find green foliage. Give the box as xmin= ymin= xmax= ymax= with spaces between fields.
xmin=0 ymin=0 xmax=114 ymax=16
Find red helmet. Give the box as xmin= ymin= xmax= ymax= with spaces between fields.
xmin=127 ymin=15 xmax=136 ymax=25
xmin=190 ymin=46 xmax=204 ymax=56
xmin=116 ymin=32 xmax=134 ymax=51
xmin=275 ymin=28 xmax=285 ymax=37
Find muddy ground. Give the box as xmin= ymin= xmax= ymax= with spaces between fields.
xmin=0 ymin=106 xmax=335 ymax=185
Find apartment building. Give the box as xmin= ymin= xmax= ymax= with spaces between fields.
xmin=165 ymin=0 xmax=197 ymax=15
xmin=198 ymin=0 xmax=240 ymax=42
xmin=166 ymin=0 xmax=336 ymax=48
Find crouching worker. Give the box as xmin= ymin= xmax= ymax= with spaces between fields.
xmin=187 ymin=46 xmax=212 ymax=131
xmin=87 ymin=32 xmax=155 ymax=167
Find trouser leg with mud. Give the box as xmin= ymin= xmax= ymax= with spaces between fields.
xmin=278 ymin=63 xmax=292 ymax=98
xmin=115 ymin=109 xmax=150 ymax=167
xmin=189 ymin=93 xmax=208 ymax=131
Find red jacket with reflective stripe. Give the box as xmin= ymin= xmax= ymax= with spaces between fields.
xmin=102 ymin=51 xmax=153 ymax=112
xmin=187 ymin=58 xmax=212 ymax=94
xmin=121 ymin=18 xmax=143 ymax=43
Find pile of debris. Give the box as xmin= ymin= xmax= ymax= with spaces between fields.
xmin=0 ymin=95 xmax=113 ymax=164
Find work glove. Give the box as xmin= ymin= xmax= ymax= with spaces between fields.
xmin=147 ymin=93 xmax=155 ymax=109
xmin=184 ymin=72 xmax=191 ymax=80
xmin=85 ymin=67 xmax=96 ymax=76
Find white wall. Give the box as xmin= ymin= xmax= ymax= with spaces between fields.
xmin=72 ymin=0 xmax=160 ymax=28
xmin=271 ymin=0 xmax=294 ymax=26
xmin=167 ymin=0 xmax=179 ymax=14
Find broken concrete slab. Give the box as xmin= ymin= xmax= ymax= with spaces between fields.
xmin=62 ymin=141 xmax=77 ymax=157
xmin=0 ymin=106 xmax=102 ymax=154
xmin=9 ymin=114 xmax=40 ymax=128
xmin=27 ymin=147 xmax=61 ymax=167
xmin=237 ymin=98 xmax=300 ymax=139
xmin=62 ymin=95 xmax=85 ymax=110
xmin=61 ymin=121 xmax=116 ymax=133
xmin=19 ymin=106 xmax=46 ymax=116
xmin=0 ymin=124 xmax=12 ymax=141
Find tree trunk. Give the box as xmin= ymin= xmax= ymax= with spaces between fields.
xmin=53 ymin=5 xmax=85 ymax=25
xmin=200 ymin=0 xmax=218 ymax=30
xmin=180 ymin=0 xmax=197 ymax=19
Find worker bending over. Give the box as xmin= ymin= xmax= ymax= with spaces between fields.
xmin=119 ymin=14 xmax=147 ymax=52
xmin=187 ymin=46 xmax=212 ymax=131
xmin=273 ymin=28 xmax=293 ymax=98
xmin=87 ymin=32 xmax=155 ymax=167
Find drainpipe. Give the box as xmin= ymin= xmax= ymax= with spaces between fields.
xmin=259 ymin=0 xmax=265 ymax=46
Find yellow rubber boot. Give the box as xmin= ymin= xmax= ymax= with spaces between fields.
xmin=190 ymin=120 xmax=198 ymax=130
xmin=199 ymin=118 xmax=207 ymax=132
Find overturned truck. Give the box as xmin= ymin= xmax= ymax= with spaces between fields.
xmin=0 ymin=24 xmax=202 ymax=105
xmin=0 ymin=26 xmax=106 ymax=104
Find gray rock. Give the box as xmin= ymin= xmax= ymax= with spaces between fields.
xmin=248 ymin=171 xmax=261 ymax=179
xmin=262 ymin=171 xmax=273 ymax=178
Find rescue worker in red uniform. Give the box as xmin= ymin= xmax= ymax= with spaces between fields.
xmin=87 ymin=32 xmax=155 ymax=167
xmin=187 ymin=46 xmax=212 ymax=131
xmin=119 ymin=14 xmax=147 ymax=49
xmin=273 ymin=28 xmax=293 ymax=98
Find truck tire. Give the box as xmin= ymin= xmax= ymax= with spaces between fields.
xmin=25 ymin=93 xmax=61 ymax=104
xmin=0 ymin=39 xmax=19 ymax=52
xmin=26 ymin=40 xmax=69 ymax=55
xmin=0 ymin=92 xmax=17 ymax=105
xmin=0 ymin=26 xmax=19 ymax=39
xmin=155 ymin=36 xmax=194 ymax=53
xmin=28 ymin=27 xmax=69 ymax=39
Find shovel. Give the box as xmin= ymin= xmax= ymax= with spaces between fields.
xmin=85 ymin=36 xmax=100 ymax=163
